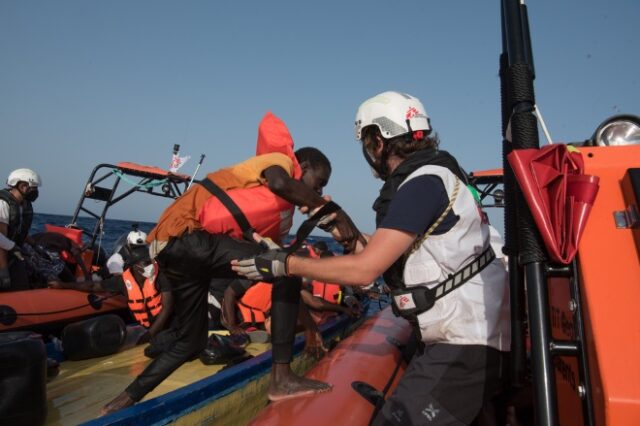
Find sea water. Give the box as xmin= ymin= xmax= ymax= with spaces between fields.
xmin=32 ymin=213 xmax=345 ymax=255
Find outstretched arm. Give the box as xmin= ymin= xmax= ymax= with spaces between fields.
xmin=300 ymin=289 xmax=359 ymax=318
xmin=287 ymin=228 xmax=416 ymax=286
xmin=264 ymin=166 xmax=325 ymax=210
xmin=263 ymin=166 xmax=361 ymax=249
xmin=232 ymin=227 xmax=417 ymax=286
xmin=71 ymin=246 xmax=90 ymax=281
xmin=48 ymin=279 xmax=107 ymax=292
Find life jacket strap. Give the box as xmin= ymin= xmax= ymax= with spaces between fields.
xmin=198 ymin=178 xmax=256 ymax=242
xmin=286 ymin=201 xmax=342 ymax=253
xmin=391 ymin=246 xmax=496 ymax=320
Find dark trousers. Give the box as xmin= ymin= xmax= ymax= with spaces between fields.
xmin=9 ymin=258 xmax=29 ymax=290
xmin=125 ymin=231 xmax=300 ymax=401
xmin=373 ymin=344 xmax=509 ymax=425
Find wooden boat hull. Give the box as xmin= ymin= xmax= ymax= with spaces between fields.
xmin=77 ymin=313 xmax=358 ymax=426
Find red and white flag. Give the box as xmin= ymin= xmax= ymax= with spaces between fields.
xmin=169 ymin=153 xmax=191 ymax=173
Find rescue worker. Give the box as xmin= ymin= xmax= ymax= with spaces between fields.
xmin=106 ymin=227 xmax=149 ymax=276
xmin=101 ymin=113 xmax=361 ymax=414
xmin=0 ymin=168 xmax=41 ymax=291
xmin=49 ymin=250 xmax=175 ymax=354
xmin=234 ymin=92 xmax=511 ymax=425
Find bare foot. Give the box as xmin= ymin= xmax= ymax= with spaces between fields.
xmin=268 ymin=363 xmax=332 ymax=401
xmin=101 ymin=391 xmax=135 ymax=415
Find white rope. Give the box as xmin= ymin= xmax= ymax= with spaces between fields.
xmin=96 ymin=218 xmax=104 ymax=258
xmin=534 ymin=104 xmax=554 ymax=145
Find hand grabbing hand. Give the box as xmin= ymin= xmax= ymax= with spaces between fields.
xmin=232 ymin=249 xmax=290 ymax=281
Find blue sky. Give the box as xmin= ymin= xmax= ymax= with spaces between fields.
xmin=2 ymin=1 xmax=638 ymax=235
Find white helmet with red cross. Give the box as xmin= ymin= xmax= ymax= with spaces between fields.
xmin=354 ymin=91 xmax=431 ymax=141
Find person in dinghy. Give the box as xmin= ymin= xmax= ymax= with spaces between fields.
xmin=49 ymin=249 xmax=177 ymax=357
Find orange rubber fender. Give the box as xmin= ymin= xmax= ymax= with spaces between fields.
xmin=0 ymin=288 xmax=127 ymax=332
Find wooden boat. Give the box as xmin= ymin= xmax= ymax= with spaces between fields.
xmin=39 ymin=311 xmax=361 ymax=426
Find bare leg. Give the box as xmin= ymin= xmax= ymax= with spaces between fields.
xmin=268 ymin=363 xmax=332 ymax=401
xmin=101 ymin=391 xmax=135 ymax=415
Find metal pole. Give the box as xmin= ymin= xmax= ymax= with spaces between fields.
xmin=525 ymin=263 xmax=558 ymax=426
xmin=188 ymin=154 xmax=206 ymax=189
xmin=501 ymin=0 xmax=558 ymax=424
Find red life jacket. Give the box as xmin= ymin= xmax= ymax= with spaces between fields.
xmin=44 ymin=224 xmax=83 ymax=246
xmin=198 ymin=112 xmax=301 ymax=244
xmin=122 ymin=268 xmax=162 ymax=328
xmin=237 ymin=282 xmax=272 ymax=325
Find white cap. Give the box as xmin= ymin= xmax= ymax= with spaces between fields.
xmin=127 ymin=230 xmax=148 ymax=246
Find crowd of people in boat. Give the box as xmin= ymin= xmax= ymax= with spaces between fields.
xmin=1 ymin=91 xmax=513 ymax=425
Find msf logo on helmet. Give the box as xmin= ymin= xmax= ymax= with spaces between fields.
xmin=406 ymin=106 xmax=427 ymax=121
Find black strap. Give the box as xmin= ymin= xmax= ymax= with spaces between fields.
xmin=285 ymin=201 xmax=342 ymax=253
xmin=391 ymin=246 xmax=496 ymax=318
xmin=198 ymin=178 xmax=256 ymax=242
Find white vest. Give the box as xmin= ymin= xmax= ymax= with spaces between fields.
xmin=401 ymin=165 xmax=511 ymax=351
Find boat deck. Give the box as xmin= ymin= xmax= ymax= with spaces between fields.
xmin=46 ymin=333 xmax=270 ymax=426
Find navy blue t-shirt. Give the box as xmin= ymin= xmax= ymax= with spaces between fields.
xmin=379 ymin=174 xmax=458 ymax=236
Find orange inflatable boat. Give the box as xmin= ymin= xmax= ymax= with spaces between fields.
xmin=0 ymin=288 xmax=127 ymax=333
xmin=249 ymin=307 xmax=412 ymax=426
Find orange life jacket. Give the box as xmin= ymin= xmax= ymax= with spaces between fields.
xmin=311 ymin=280 xmax=342 ymax=304
xmin=197 ymin=112 xmax=302 ymax=244
xmin=305 ymin=244 xmax=342 ymax=303
xmin=237 ymin=282 xmax=272 ymax=325
xmin=122 ymin=268 xmax=163 ymax=328
xmin=199 ymin=186 xmax=295 ymax=243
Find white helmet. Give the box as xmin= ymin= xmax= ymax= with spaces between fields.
xmin=127 ymin=230 xmax=148 ymax=246
xmin=355 ymin=91 xmax=431 ymax=140
xmin=7 ymin=168 xmax=42 ymax=188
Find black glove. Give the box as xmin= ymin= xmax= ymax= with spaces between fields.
xmin=0 ymin=267 xmax=11 ymax=290
xmin=234 ymin=249 xmax=289 ymax=281
xmin=9 ymin=245 xmax=24 ymax=261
